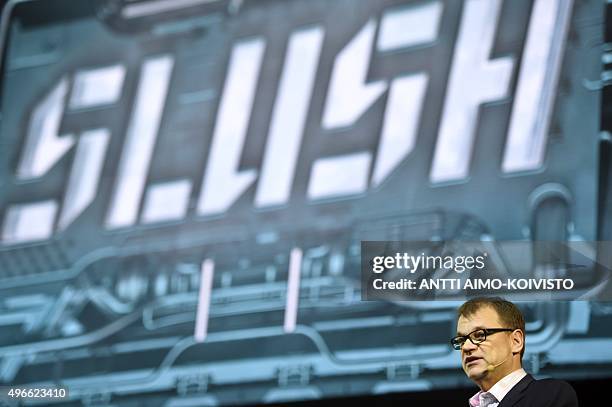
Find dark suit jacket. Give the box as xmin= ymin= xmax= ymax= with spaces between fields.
xmin=497 ymin=374 xmax=578 ymax=407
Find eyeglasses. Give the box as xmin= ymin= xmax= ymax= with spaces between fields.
xmin=450 ymin=328 xmax=515 ymax=350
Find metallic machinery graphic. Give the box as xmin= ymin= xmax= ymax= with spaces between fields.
xmin=0 ymin=0 xmax=610 ymax=405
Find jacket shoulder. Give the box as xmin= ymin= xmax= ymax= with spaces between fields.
xmin=530 ymin=378 xmax=574 ymax=391
xmin=525 ymin=378 xmax=578 ymax=406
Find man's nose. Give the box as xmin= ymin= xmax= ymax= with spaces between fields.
xmin=461 ymin=339 xmax=478 ymax=352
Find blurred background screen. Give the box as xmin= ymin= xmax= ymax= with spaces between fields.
xmin=0 ymin=0 xmax=611 ymax=405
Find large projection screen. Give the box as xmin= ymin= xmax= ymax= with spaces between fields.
xmin=0 ymin=0 xmax=608 ymax=405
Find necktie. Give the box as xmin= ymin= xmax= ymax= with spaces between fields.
xmin=469 ymin=391 xmax=498 ymax=407
xmin=480 ymin=392 xmax=498 ymax=407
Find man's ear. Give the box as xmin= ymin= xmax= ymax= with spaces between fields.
xmin=511 ymin=329 xmax=524 ymax=355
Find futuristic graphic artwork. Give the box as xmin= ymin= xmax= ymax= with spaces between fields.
xmin=0 ymin=0 xmax=610 ymax=405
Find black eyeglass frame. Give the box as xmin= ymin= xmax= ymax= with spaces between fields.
xmin=450 ymin=328 xmax=515 ymax=350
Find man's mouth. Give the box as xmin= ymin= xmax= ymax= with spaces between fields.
xmin=464 ymin=356 xmax=482 ymax=366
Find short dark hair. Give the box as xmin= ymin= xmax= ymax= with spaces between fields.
xmin=458 ymin=297 xmax=526 ymax=360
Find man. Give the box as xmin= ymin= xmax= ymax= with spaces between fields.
xmin=452 ymin=297 xmax=578 ymax=406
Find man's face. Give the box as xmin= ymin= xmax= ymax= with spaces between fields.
xmin=456 ymin=306 xmax=514 ymax=382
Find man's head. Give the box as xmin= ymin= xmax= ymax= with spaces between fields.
xmin=453 ymin=297 xmax=525 ymax=391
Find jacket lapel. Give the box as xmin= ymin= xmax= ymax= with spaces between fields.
xmin=497 ymin=374 xmax=534 ymax=407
